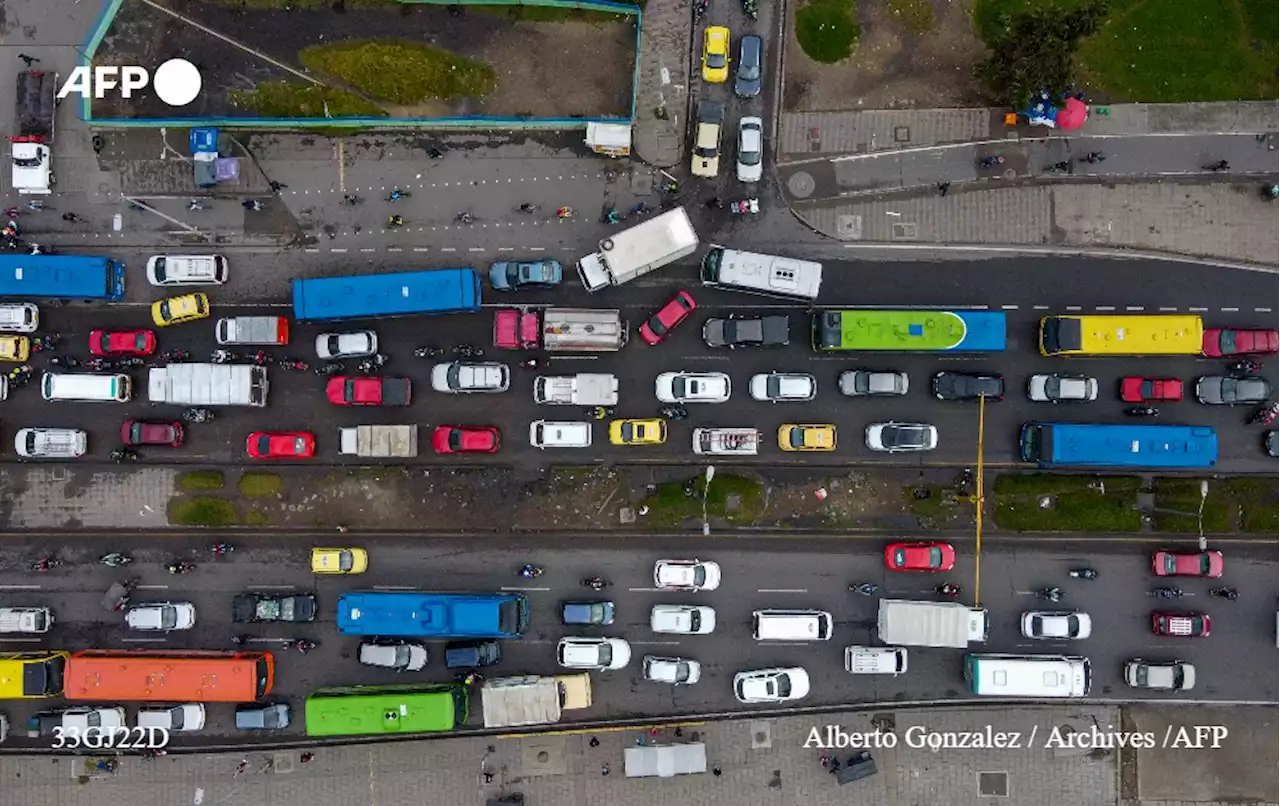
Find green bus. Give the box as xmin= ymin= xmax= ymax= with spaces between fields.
xmin=811 ymin=309 xmax=1007 ymax=352
xmin=304 ymin=683 xmax=470 ymax=737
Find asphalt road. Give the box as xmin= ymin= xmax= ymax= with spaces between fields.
xmin=0 ymin=533 xmax=1273 ymax=746
xmin=7 ymin=257 xmax=1278 ymax=471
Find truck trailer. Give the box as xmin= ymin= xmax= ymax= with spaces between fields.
xmin=876 ymin=599 xmax=989 ymax=649
xmin=480 ymin=674 xmax=592 ymax=728
xmin=147 ymin=363 xmax=269 ymax=407
xmin=338 ymin=425 xmax=419 ymax=458
xmin=492 ymin=308 xmax=627 ymax=352
xmin=11 ymin=71 xmax=55 ymax=195
xmin=576 ymin=207 xmax=697 ymax=292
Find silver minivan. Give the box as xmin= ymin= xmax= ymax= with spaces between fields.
xmin=752 ymin=609 xmax=834 ymax=641
xmin=0 ymin=303 xmax=39 ymax=333
xmin=146 ymin=254 xmax=229 ymax=286
xmin=358 ymin=641 xmax=428 ymax=671
xmin=844 ymin=645 xmax=908 ymax=675
xmin=14 ymin=428 xmax=87 ymax=458
xmin=41 ymin=373 xmax=131 ymax=402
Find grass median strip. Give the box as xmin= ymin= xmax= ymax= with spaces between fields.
xmin=644 ymin=474 xmax=766 ymax=527
xmin=1152 ymin=476 xmax=1279 ymax=534
xmin=992 ymin=473 xmax=1142 ymax=532
xmin=169 ymin=497 xmax=238 ymax=527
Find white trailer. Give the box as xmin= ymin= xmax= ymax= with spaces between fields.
xmin=533 ymin=373 xmax=618 ymax=406
xmin=338 ymin=425 xmax=419 ymax=458
xmin=481 ymin=674 xmax=592 ymax=728
xmin=876 ymin=599 xmax=988 ymax=649
xmin=147 ymin=363 xmax=269 ymax=407
xmin=577 ymin=207 xmax=698 ymax=292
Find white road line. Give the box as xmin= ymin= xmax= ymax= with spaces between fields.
xmin=359 ymin=248 xmax=376 ymax=253
xmin=249 ymin=585 xmax=298 ymax=591
xmin=122 ymin=637 xmax=168 ymax=643
xmin=1126 ymin=306 xmax=1144 ymax=311
xmin=1032 ymin=305 xmax=1049 ymax=310
xmin=0 ymin=584 xmax=41 ymax=590
xmin=1096 ymin=306 xmax=1116 ymax=311
xmin=330 ymin=248 xmax=347 ymax=253
xmin=1066 ymin=305 xmax=1082 ymax=311
xmin=387 ymin=248 xmax=402 ymax=253
xmin=1001 ymin=304 xmax=1018 ymax=310
xmin=628 ymin=587 xmax=661 ymax=592
xmin=413 ymin=247 xmax=430 ymax=252
xmin=757 ymin=642 xmax=809 ymax=647
xmin=0 ymin=637 xmax=41 ymax=642
xmin=1256 ymin=308 xmax=1273 ymax=313
xmin=440 ymin=247 xmax=457 ymax=252
xmin=373 ymin=585 xmax=417 ymax=591
xmin=1159 ymin=307 xmax=1179 ymax=312
xmin=135 ymin=584 xmax=169 ymax=590
xmin=500 ymin=586 xmax=550 ymax=592
xmin=631 ymin=641 xmax=682 ymax=647
xmin=1190 ymin=307 xmax=1208 ymax=312
xmin=757 ymin=588 xmax=808 ymax=593
xmin=1221 ymin=307 xmax=1239 ymax=312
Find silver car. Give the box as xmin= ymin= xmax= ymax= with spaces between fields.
xmin=430 ymin=362 xmax=510 ymax=393
xmin=1020 ymin=610 xmax=1092 ymax=640
xmin=315 ymin=330 xmax=377 ymax=359
xmin=1124 ymin=659 xmax=1195 ymax=690
xmin=125 ymin=602 xmax=197 ymax=632
xmin=839 ymin=370 xmax=908 ymax=396
xmin=749 ymin=372 xmax=816 ymax=402
xmin=1194 ymin=375 xmax=1272 ymax=405
xmin=642 ymin=655 xmax=702 ymax=685
xmin=1027 ymin=374 xmax=1098 ymax=402
xmin=865 ymin=422 xmax=937 ymax=452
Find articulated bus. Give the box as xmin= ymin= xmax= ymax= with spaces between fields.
xmin=1019 ymin=423 xmax=1218 ymax=469
xmin=0 ymin=651 xmax=68 ymax=699
xmin=812 ymin=309 xmax=1007 ymax=352
xmin=337 ymin=592 xmax=530 ymax=638
xmin=305 ymin=684 xmax=469 ymax=737
xmin=63 ymin=650 xmax=274 ymax=703
xmin=1038 ymin=314 xmax=1203 ymax=356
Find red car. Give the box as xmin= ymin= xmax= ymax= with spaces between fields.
xmin=1120 ymin=377 xmax=1184 ymax=403
xmin=638 ymin=290 xmax=697 ymax=346
xmin=246 ymin=431 xmax=316 ymax=460
xmin=325 ymin=376 xmax=412 ymax=407
xmin=89 ymin=329 xmax=156 ymax=357
xmin=1202 ymin=327 xmax=1279 ymax=357
xmin=1151 ymin=549 xmax=1224 ymax=578
xmin=120 ymin=419 xmax=184 ymax=447
xmin=884 ymin=541 xmax=955 ymax=572
xmin=432 ymin=425 xmax=500 ymax=454
xmin=1151 ymin=611 xmax=1211 ymax=638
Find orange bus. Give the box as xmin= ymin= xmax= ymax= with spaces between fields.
xmin=64 ymin=650 xmax=274 ymax=703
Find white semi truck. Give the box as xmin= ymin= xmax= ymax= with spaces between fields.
xmin=147 ymin=364 xmax=269 ymax=407
xmin=576 ymin=207 xmax=698 ymax=292
xmin=338 ymin=425 xmax=419 ymax=458
xmin=876 ymin=599 xmax=989 ymax=649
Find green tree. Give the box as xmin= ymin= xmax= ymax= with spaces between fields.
xmin=976 ymin=1 xmax=1109 ymax=107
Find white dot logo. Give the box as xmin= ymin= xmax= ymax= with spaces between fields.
xmin=152 ymin=58 xmax=201 ymax=107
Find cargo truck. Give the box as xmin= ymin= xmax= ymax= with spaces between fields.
xmin=492 ymin=308 xmax=627 ymax=351
xmin=338 ymin=425 xmax=419 ymax=458
xmin=480 ymin=673 xmax=592 ymax=728
xmin=533 ymin=373 xmax=618 ymax=406
xmin=215 ymin=316 xmax=289 ymax=346
xmin=876 ymin=599 xmax=989 ymax=649
xmin=147 ymin=363 xmax=269 ymax=407
xmin=576 ymin=207 xmax=697 ymax=292
xmin=11 ymin=71 xmax=55 ymax=195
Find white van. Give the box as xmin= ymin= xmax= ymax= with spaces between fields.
xmin=752 ymin=609 xmax=834 ymax=641
xmin=529 ymin=420 xmax=592 ymax=449
xmin=41 ymin=373 xmax=131 ymax=403
xmin=146 ymin=254 xmax=229 ymax=286
xmin=14 ymin=428 xmax=87 ymax=458
xmin=358 ymin=641 xmax=428 ymax=671
xmin=138 ymin=704 xmax=206 ymax=732
xmin=0 ymin=303 xmax=39 ymax=333
xmin=0 ymin=606 xmax=54 ymax=634
xmin=844 ymin=646 xmax=908 ymax=675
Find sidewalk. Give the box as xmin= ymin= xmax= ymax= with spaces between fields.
xmin=631 ymin=0 xmax=693 ymax=168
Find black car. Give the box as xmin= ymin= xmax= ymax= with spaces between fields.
xmin=232 ymin=593 xmax=316 ymax=623
xmin=933 ymin=372 xmax=1005 ymax=401
xmin=702 ymin=315 xmax=789 ymax=348
xmin=734 ymin=35 xmax=763 ymax=98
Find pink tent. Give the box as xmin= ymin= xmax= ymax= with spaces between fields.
xmin=1056 ymin=97 xmax=1088 ymax=130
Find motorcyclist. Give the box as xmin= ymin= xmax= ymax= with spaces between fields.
xmin=1209 ymin=587 xmax=1238 ymax=600
xmin=979 ymin=155 xmax=1005 ymax=168
xmin=1151 ymin=586 xmax=1183 ymax=598
xmin=519 ymin=203 xmax=537 ymax=213
xmin=936 ymin=583 xmax=961 ymax=597
xmin=603 ymin=209 xmax=620 ymax=224
xmin=1229 ymin=359 xmax=1262 ymax=373
xmin=99 ymin=552 xmax=130 ymax=567
xmin=519 ymin=358 xmax=540 ymax=369
xmin=1040 ymin=586 xmax=1063 ymax=602
xmin=660 ymin=405 xmax=688 ymax=420
xmin=1124 ymin=405 xmax=1158 ymax=416
xmin=388 ymin=215 xmax=405 ymax=227
xmin=850 ymin=582 xmax=879 ymax=595
xmin=582 ymin=576 xmax=608 ymax=591
xmin=519 ymin=564 xmax=543 ymax=579
xmin=556 ymin=207 xmax=573 ymax=218
xmin=166 ymin=561 xmax=195 ymax=574
xmin=387 ymin=189 xmax=409 ymax=201
xmin=588 ymin=406 xmax=613 ymax=420
xmin=455 ymin=212 xmax=474 ymax=224
xmin=1068 ymin=568 xmax=1098 ymax=580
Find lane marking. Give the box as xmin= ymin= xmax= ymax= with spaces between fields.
xmin=631 ymin=641 xmax=682 ymax=647
xmin=122 ymin=637 xmax=168 ymax=643
xmin=135 ymin=584 xmax=169 ymax=590
xmin=0 ymin=584 xmax=41 ymax=590
xmin=1190 ymin=307 xmax=1208 ymax=312
xmin=1125 ymin=306 xmax=1144 ymax=311
xmin=758 ymin=588 xmax=808 ymax=593
xmin=1256 ymin=307 xmax=1273 ymax=313
xmin=1221 ymin=307 xmax=1239 ymax=312
xmin=628 ymin=587 xmax=661 ymax=592
xmin=373 ymin=585 xmax=417 ymax=591
xmin=1000 ymin=305 xmax=1018 ymax=310
xmin=1032 ymin=305 xmax=1049 ymax=310
xmin=1065 ymin=305 xmax=1082 ymax=311
xmin=1096 ymin=306 xmax=1116 ymax=311
xmin=248 ymin=585 xmax=298 ymax=591
xmin=500 ymin=586 xmax=550 ymax=592
xmin=1158 ymin=307 xmax=1179 ymax=312
xmin=0 ymin=637 xmax=41 ymax=642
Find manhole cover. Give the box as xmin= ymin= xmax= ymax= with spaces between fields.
xmin=893 ymin=125 xmax=911 ymax=143
xmin=978 ymin=771 xmax=1009 ymax=797
xmin=787 ymin=171 xmax=816 ymax=199
xmin=750 ymin=720 xmax=772 ymax=749
xmin=891 ymin=222 xmax=919 ymax=240
xmin=835 ymin=214 xmax=863 ymax=239
xmin=724 ymin=493 xmax=741 ymax=513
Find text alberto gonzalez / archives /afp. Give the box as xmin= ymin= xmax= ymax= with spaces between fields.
xmin=803 ymin=723 xmax=1230 ymax=752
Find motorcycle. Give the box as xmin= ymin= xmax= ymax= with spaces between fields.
xmin=587 ymin=405 xmax=614 ymax=420
xmin=1079 ymin=152 xmax=1106 ymax=163
xmin=315 ymin=362 xmax=345 ymax=376
xmin=182 ymin=408 xmax=214 ymax=423
xmin=1124 ymin=405 xmax=1159 ymax=417
xmin=414 ymin=346 xmax=444 ymax=359
xmin=556 ymin=206 xmax=575 ymax=219
xmin=978 ymin=156 xmax=1005 ymax=168
xmin=452 ymin=345 xmax=484 ymax=358
xmin=519 ymin=358 xmax=541 ymax=370
xmin=1208 ymin=587 xmax=1238 ymax=601
xmin=231 ymin=634 xmax=256 ymax=645
xmin=340 ymin=194 xmax=363 ymax=206
xmin=1263 ymin=184 xmax=1279 ymax=202
xmin=1248 ymin=403 xmax=1278 ymax=426
xmin=849 ymin=582 xmax=879 ymax=596
xmin=1204 ymin=160 xmax=1230 ymax=172
xmin=386 ymin=189 xmax=411 ymax=202
xmin=210 ymin=542 xmax=235 ymax=557
xmin=581 ymin=576 xmax=609 ymax=591
xmin=99 ymin=552 xmax=132 ymax=567
xmin=356 ymin=359 xmax=380 ymax=374
xmin=114 ymin=357 xmax=144 ymax=368
xmin=210 ymin=349 xmax=239 ymax=364
xmin=166 ymin=561 xmax=196 ymax=575
xmin=660 ymin=405 xmax=689 ymax=420
xmin=49 ymin=356 xmax=80 ymax=368
xmin=455 ymin=212 xmax=475 ymax=225
xmin=1068 ymin=568 xmax=1098 ymax=580
xmin=110 ymin=447 xmax=140 ymax=463
xmin=517 ymin=204 xmax=539 ymax=214
xmin=694 ymin=0 xmax=708 ymax=18
xmin=277 ymin=357 xmax=309 ymax=371
xmin=250 ymin=351 xmax=269 ymax=366
xmin=83 ymin=357 xmax=108 ymax=371
xmin=1038 ymin=586 xmax=1063 ymax=602
xmin=627 ymin=202 xmax=652 ymax=216
xmin=159 ymin=349 xmax=191 ymax=362
xmin=729 ymin=198 xmax=759 ymax=215
xmin=31 ymin=334 xmax=59 ymax=352
xmin=1228 ymin=359 xmax=1262 ymax=373
xmin=289 ymin=639 xmax=317 ymax=654
xmin=1045 ymin=161 xmax=1072 ymax=173
xmin=1149 ymin=586 xmax=1184 ymax=599
xmin=456 ymin=671 xmax=484 ymax=685
xmin=602 ymin=209 xmax=621 ymax=224
xmin=935 ymin=583 xmax=961 ymax=598
xmin=742 ymin=0 xmax=757 ymax=18
xmin=29 ymin=558 xmax=62 ymax=572
xmin=518 ymin=564 xmax=544 ymax=579
xmin=8 ymin=365 xmax=33 ymax=387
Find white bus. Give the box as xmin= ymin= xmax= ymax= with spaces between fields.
xmin=963 ymin=653 xmax=1090 ymax=698
xmin=700 ymin=246 xmax=822 ymax=301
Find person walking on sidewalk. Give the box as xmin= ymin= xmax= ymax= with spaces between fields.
xmin=18 ymin=54 xmax=39 ymax=66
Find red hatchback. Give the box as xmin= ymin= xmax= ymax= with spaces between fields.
xmin=638 ymin=290 xmax=697 ymax=346
xmin=1120 ymin=377 xmax=1184 ymax=403
xmin=1202 ymin=327 xmax=1279 ymax=357
xmin=1151 ymin=549 xmax=1224 ymax=578
xmin=120 ymin=419 xmax=184 ymax=447
xmin=884 ymin=541 xmax=955 ymax=572
xmin=1151 ymin=611 xmax=1211 ymax=638
xmin=432 ymin=425 xmax=501 ymax=454
xmin=89 ymin=329 xmax=156 ymax=357
xmin=246 ymin=431 xmax=316 ymax=460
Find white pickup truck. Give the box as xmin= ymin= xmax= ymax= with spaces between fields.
xmin=533 ymin=373 xmax=618 ymax=406
xmin=692 ymin=427 xmax=760 ymax=455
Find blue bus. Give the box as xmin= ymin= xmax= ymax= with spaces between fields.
xmin=1019 ymin=423 xmax=1218 ymax=469
xmin=292 ymin=268 xmax=481 ymax=321
xmin=0 ymin=255 xmax=125 ymax=301
xmin=336 ymin=592 xmax=530 ymax=638
xmin=812 ymin=309 xmax=1006 ymax=352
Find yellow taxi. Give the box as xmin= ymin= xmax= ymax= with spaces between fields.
xmin=778 ymin=423 xmax=837 ymax=452
xmin=0 ymin=335 xmax=30 ymax=362
xmin=311 ymin=547 xmax=369 ymax=574
xmin=702 ymin=27 xmax=730 ymax=83
xmin=609 ymin=418 xmax=668 ymax=446
xmin=151 ymin=292 xmax=210 ymax=327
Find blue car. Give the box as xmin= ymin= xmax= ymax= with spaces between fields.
xmin=560 ymin=601 xmax=616 ymax=626
xmin=488 ymin=259 xmax=563 ymax=290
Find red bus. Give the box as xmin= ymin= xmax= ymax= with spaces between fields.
xmin=64 ymin=650 xmax=274 ymax=703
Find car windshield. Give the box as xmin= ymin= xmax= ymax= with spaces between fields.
xmin=671 ymin=377 xmax=688 ymax=397
xmin=788 ymin=428 xmax=808 ymax=449
xmin=621 ymin=423 xmax=635 ymax=441
xmin=706 ymin=51 xmax=726 ymax=69
xmin=739 ymin=63 xmax=759 ymax=80
xmin=732 ymin=321 xmax=762 ymax=342
xmin=648 ymin=315 xmax=668 ymax=336
xmin=695 ymin=143 xmax=718 ymax=158
xmin=158 ymin=301 xmax=172 ymax=319
xmin=598 ymin=645 xmax=613 ymax=665
xmin=1237 ymin=379 xmax=1268 ymax=399
xmin=775 ymin=675 xmax=791 ymax=697
xmin=255 ymin=435 xmax=271 ymax=454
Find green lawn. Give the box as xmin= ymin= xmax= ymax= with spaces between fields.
xmin=228 ymin=80 xmax=387 ymax=118
xmin=300 ymin=41 xmax=496 ymax=104
xmin=239 ymin=472 xmax=284 ymax=499
xmin=169 ymin=497 xmax=239 ymax=527
xmin=645 ymin=474 xmax=766 ymax=527
xmin=1225 ymin=477 xmax=1279 ymax=533
xmin=795 ymin=0 xmax=861 ymax=63
xmin=1151 ymin=476 xmax=1279 ymax=533
xmin=992 ymin=473 xmax=1142 ymax=532
xmin=177 ymin=469 xmax=225 ymax=492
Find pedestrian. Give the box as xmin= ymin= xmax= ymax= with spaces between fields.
xmin=3 ymin=207 xmax=18 ymax=219
xmin=673 ymin=727 xmax=683 ymax=738
xmin=819 ymin=754 xmax=830 ymax=767
xmin=937 ymin=182 xmax=950 ymax=197
xmin=483 ymin=772 xmax=494 ymax=783
xmin=712 ymin=765 xmax=722 ymax=777
xmin=299 ymin=752 xmax=314 ymax=764
xmin=61 ymin=212 xmax=81 ymax=222
xmin=648 ymin=726 xmax=659 ymax=739
xmin=268 ymin=181 xmax=287 ymax=192
xmin=829 ymin=758 xmax=841 ymax=773
xmin=600 ymin=762 xmax=610 ymax=776
xmin=705 ymin=196 xmax=722 ymax=209
xmin=588 ymin=736 xmax=600 ymax=748
xmin=18 ymin=54 xmax=39 ymax=66
xmin=242 ymin=199 xmax=263 ymax=211
xmin=234 ymin=757 xmax=249 ymax=777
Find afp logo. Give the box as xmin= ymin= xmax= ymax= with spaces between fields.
xmin=57 ymin=58 xmax=201 ymax=107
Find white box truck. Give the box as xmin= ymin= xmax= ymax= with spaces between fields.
xmin=481 ymin=674 xmax=592 ymax=728
xmin=876 ymin=599 xmax=988 ymax=649
xmin=147 ymin=364 xmax=269 ymax=407
xmin=576 ymin=207 xmax=698 ymax=292
xmin=533 ymin=373 xmax=618 ymax=406
xmin=338 ymin=425 xmax=419 ymax=458
xmin=11 ymin=71 xmax=54 ymax=195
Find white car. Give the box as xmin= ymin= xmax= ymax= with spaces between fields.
xmin=650 ymin=604 xmax=716 ymax=635
xmin=137 ymin=703 xmax=206 ymax=732
xmin=654 ymin=559 xmax=722 ymax=591
xmin=1124 ymin=659 xmax=1195 ymax=690
xmin=430 ymin=361 xmax=511 ymax=393
xmin=125 ymin=602 xmax=197 ymax=632
xmin=643 ymin=655 xmax=702 ymax=685
xmin=314 ymin=330 xmax=377 ymax=359
xmin=61 ymin=706 xmax=126 ymax=732
xmin=865 ymin=422 xmax=938 ymax=452
xmin=733 ymin=667 xmax=810 ymax=703
xmin=1027 ymin=374 xmax=1098 ymax=402
xmin=655 ymin=371 xmax=731 ymax=403
xmin=736 ymin=116 xmax=763 ymax=182
xmin=556 ymin=636 xmax=632 ymax=670
xmin=749 ymin=372 xmax=817 ymax=402
xmin=1020 ymin=610 xmax=1092 ymax=640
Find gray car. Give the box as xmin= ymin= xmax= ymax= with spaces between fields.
xmin=702 ymin=315 xmax=789 ymax=348
xmin=734 ymin=35 xmax=763 ymax=98
xmin=839 ymin=370 xmax=908 ymax=396
xmin=235 ymin=703 xmax=291 ymax=731
xmin=1194 ymin=375 xmax=1272 ymax=405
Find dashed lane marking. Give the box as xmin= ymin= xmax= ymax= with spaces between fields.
xmin=0 ymin=584 xmax=41 ymax=590
xmin=1256 ymin=308 xmax=1273 ymax=313
xmin=1032 ymin=305 xmax=1049 ymax=310
xmin=1222 ymin=307 xmax=1239 ymax=312
xmin=1159 ymin=307 xmax=1179 ymax=311
xmin=1066 ymin=305 xmax=1082 ymax=311
xmin=1126 ymin=306 xmax=1144 ymax=311
xmin=1001 ymin=305 xmax=1018 ymax=310
xmin=758 ymin=588 xmax=808 ymax=593
xmin=1190 ymin=307 xmax=1209 ymax=312
xmin=1096 ymin=306 xmax=1116 ymax=311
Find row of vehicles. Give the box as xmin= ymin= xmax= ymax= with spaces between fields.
xmin=695 ymin=28 xmax=765 ymax=180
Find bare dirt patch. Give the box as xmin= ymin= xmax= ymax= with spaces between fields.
xmin=784 ymin=0 xmax=991 ymax=111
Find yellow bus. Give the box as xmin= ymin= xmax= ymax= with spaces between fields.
xmin=1039 ymin=315 xmax=1203 ymax=357
xmin=0 ymin=650 xmax=69 ymax=699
